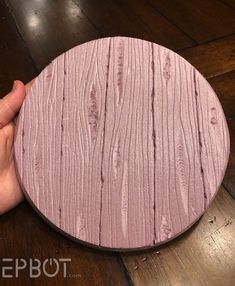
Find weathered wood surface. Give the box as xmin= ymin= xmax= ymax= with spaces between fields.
xmin=14 ymin=37 xmax=229 ymax=250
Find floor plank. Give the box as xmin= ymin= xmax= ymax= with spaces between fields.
xmin=6 ymin=0 xmax=100 ymax=71
xmin=0 ymin=0 xmax=36 ymax=96
xmin=73 ymin=0 xmax=195 ymax=50
xmin=0 ymin=202 xmax=130 ymax=285
xmin=179 ymin=34 xmax=235 ymax=78
xmin=121 ymin=187 xmax=235 ymax=286
xmin=147 ymin=0 xmax=235 ymax=43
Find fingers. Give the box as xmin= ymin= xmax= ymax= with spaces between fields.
xmin=0 ymin=80 xmax=26 ymax=129
xmin=0 ymin=79 xmax=31 ymax=215
xmin=0 ymin=121 xmax=24 ymax=215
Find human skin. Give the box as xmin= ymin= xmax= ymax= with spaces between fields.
xmin=0 ymin=80 xmax=34 ymax=214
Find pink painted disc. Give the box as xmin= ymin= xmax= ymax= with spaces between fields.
xmin=14 ymin=37 xmax=230 ymax=250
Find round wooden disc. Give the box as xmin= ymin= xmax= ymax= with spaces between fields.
xmin=14 ymin=37 xmax=229 ymax=250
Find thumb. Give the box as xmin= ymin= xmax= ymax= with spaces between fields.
xmin=0 ymin=80 xmax=26 ymax=129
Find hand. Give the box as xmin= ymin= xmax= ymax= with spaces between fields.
xmin=0 ymin=80 xmax=34 ymax=215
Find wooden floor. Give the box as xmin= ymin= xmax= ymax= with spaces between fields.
xmin=0 ymin=0 xmax=234 ymax=285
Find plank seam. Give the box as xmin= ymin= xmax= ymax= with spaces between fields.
xmin=145 ymin=0 xmax=197 ymax=45
xmin=99 ymin=38 xmax=111 ymax=246
xmin=193 ymin=69 xmax=207 ymax=210
xmin=177 ymin=32 xmax=235 ymax=53
xmin=59 ymin=53 xmax=67 ymax=227
xmin=151 ymin=43 xmax=157 ymax=244
xmin=117 ymin=253 xmax=134 ymax=286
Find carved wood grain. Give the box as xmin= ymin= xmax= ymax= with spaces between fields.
xmin=14 ymin=37 xmax=229 ymax=250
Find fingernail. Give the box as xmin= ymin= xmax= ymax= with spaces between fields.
xmin=12 ymin=80 xmax=18 ymax=91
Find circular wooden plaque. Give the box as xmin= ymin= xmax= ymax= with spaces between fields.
xmin=14 ymin=37 xmax=229 ymax=250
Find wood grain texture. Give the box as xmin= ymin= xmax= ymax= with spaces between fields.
xmin=122 ymin=187 xmax=235 ymax=286
xmin=14 ymin=37 xmax=229 ymax=250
